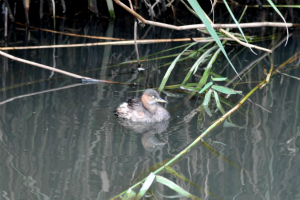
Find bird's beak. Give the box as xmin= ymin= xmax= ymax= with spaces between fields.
xmin=155 ymin=97 xmax=166 ymax=103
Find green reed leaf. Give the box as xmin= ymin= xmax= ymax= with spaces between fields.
xmin=266 ymin=0 xmax=289 ymax=45
xmin=222 ymin=0 xmax=255 ymax=54
xmin=199 ymin=82 xmax=213 ymax=94
xmin=203 ymin=89 xmax=212 ymax=105
xmin=181 ymin=46 xmax=218 ymax=86
xmin=122 ymin=188 xmax=136 ymax=200
xmin=187 ymin=0 xmax=239 ymax=77
xmin=158 ymin=42 xmax=198 ymax=92
xmin=212 ymin=85 xmax=242 ymax=94
xmin=213 ymin=90 xmax=226 ymax=115
xmin=211 ymin=76 xmax=227 ymax=81
xmin=135 ymin=172 xmax=155 ymax=200
xmin=155 ymin=175 xmax=199 ymax=199
xmin=197 ymin=48 xmax=222 ymax=91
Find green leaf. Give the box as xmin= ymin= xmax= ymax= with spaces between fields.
xmin=211 ymin=76 xmax=227 ymax=81
xmin=199 ymin=82 xmax=213 ymax=94
xmin=213 ymin=91 xmax=225 ymax=115
xmin=155 ymin=175 xmax=199 ymax=199
xmin=203 ymin=89 xmax=212 ymax=105
xmin=222 ymin=0 xmax=254 ymax=53
xmin=164 ymin=166 xmax=219 ymax=198
xmin=212 ymin=85 xmax=242 ymax=94
xmin=266 ymin=0 xmax=289 ymax=45
xmin=223 ymin=119 xmax=246 ymax=129
xmin=187 ymin=1 xmax=239 ymax=77
xmin=158 ymin=42 xmax=198 ymax=92
xmin=197 ymin=48 xmax=222 ymax=90
xmin=203 ymin=105 xmax=212 ymax=116
xmin=181 ymin=46 xmax=218 ymax=86
xmin=135 ymin=172 xmax=155 ymax=200
xmin=122 ymin=188 xmax=136 ymax=200
xmin=192 ymin=46 xmax=217 ymax=75
xmin=180 ymin=85 xmax=199 ymax=92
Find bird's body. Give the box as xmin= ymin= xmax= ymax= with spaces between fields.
xmin=115 ymin=89 xmax=170 ymax=123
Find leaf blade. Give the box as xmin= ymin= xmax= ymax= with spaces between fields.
xmin=203 ymin=89 xmax=212 ymax=105
xmin=199 ymin=82 xmax=213 ymax=94
xmin=158 ymin=42 xmax=198 ymax=91
xmin=135 ymin=172 xmax=155 ymax=200
xmin=213 ymin=90 xmax=226 ymax=115
xmin=212 ymin=85 xmax=242 ymax=94
xmin=155 ymin=175 xmax=199 ymax=199
xmin=187 ymin=1 xmax=239 ymax=77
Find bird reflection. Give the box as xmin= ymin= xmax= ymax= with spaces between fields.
xmin=118 ymin=120 xmax=169 ymax=152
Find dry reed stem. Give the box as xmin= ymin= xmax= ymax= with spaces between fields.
xmin=111 ymin=50 xmax=300 ymax=199
xmin=114 ymin=0 xmax=299 ymax=29
xmin=15 ymin=22 xmax=125 ymax=41
xmin=4 ymin=0 xmax=15 ymax=22
xmin=201 ymin=10 xmax=271 ymax=53
xmin=0 ymin=83 xmax=84 ymax=105
xmin=0 ymin=37 xmax=235 ymax=50
xmin=0 ymin=50 xmax=97 ymax=81
xmin=128 ymin=0 xmax=140 ymax=65
xmin=114 ymin=0 xmax=281 ymax=52
xmin=0 ymin=50 xmax=142 ymax=94
xmin=219 ymin=29 xmax=271 ymax=52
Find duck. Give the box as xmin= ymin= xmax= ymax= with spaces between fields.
xmin=115 ymin=89 xmax=170 ymax=122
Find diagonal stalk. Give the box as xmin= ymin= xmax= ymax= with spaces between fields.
xmin=111 ymin=51 xmax=300 ymax=199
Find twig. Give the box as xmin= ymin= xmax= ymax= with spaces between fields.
xmin=0 ymin=83 xmax=84 ymax=105
xmin=218 ymin=1 xmax=300 ymax=9
xmin=128 ymin=0 xmax=140 ymax=65
xmin=134 ymin=20 xmax=141 ymax=66
xmin=0 ymin=51 xmax=150 ymax=95
xmin=114 ymin=0 xmax=289 ymax=52
xmin=219 ymin=29 xmax=271 ymax=52
xmin=0 ymin=50 xmax=98 ymax=81
xmin=4 ymin=0 xmax=15 ymax=22
xmin=114 ymin=0 xmax=299 ymax=30
xmin=201 ymin=9 xmax=269 ymax=53
xmin=15 ymin=22 xmax=124 ymax=41
xmin=22 ymin=0 xmax=30 ymax=24
xmin=111 ymin=51 xmax=300 ymax=199
xmin=0 ymin=37 xmax=235 ymax=51
xmin=225 ymin=34 xmax=292 ymax=87
xmin=276 ymin=70 xmax=300 ymax=80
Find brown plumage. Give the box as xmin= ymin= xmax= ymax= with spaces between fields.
xmin=115 ymin=89 xmax=170 ymax=122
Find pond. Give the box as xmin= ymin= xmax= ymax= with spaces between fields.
xmin=1 ymin=5 xmax=300 ymax=200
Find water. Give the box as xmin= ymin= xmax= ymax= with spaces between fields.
xmin=1 ymin=7 xmax=300 ymax=200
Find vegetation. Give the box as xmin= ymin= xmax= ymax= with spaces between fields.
xmin=1 ymin=0 xmax=300 ymax=199
xmin=110 ymin=1 xmax=299 ymax=199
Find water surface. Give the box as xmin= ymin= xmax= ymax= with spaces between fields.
xmin=1 ymin=8 xmax=300 ymax=200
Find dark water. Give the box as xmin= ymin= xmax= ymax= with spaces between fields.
xmin=1 ymin=7 xmax=300 ymax=200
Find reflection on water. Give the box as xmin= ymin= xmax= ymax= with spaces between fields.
xmin=1 ymin=9 xmax=300 ymax=200
xmin=118 ymin=119 xmax=169 ymax=151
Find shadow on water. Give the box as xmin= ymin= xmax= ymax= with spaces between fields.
xmin=1 ymin=4 xmax=300 ymax=200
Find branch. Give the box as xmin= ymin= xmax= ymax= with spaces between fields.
xmin=219 ymin=29 xmax=271 ymax=53
xmin=114 ymin=1 xmax=299 ymax=30
xmin=0 ymin=51 xmax=108 ymax=83
xmin=0 ymin=37 xmax=235 ymax=50
xmin=114 ymin=0 xmax=292 ymax=53
xmin=15 ymin=22 xmax=125 ymax=41
xmin=111 ymin=50 xmax=300 ymax=199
